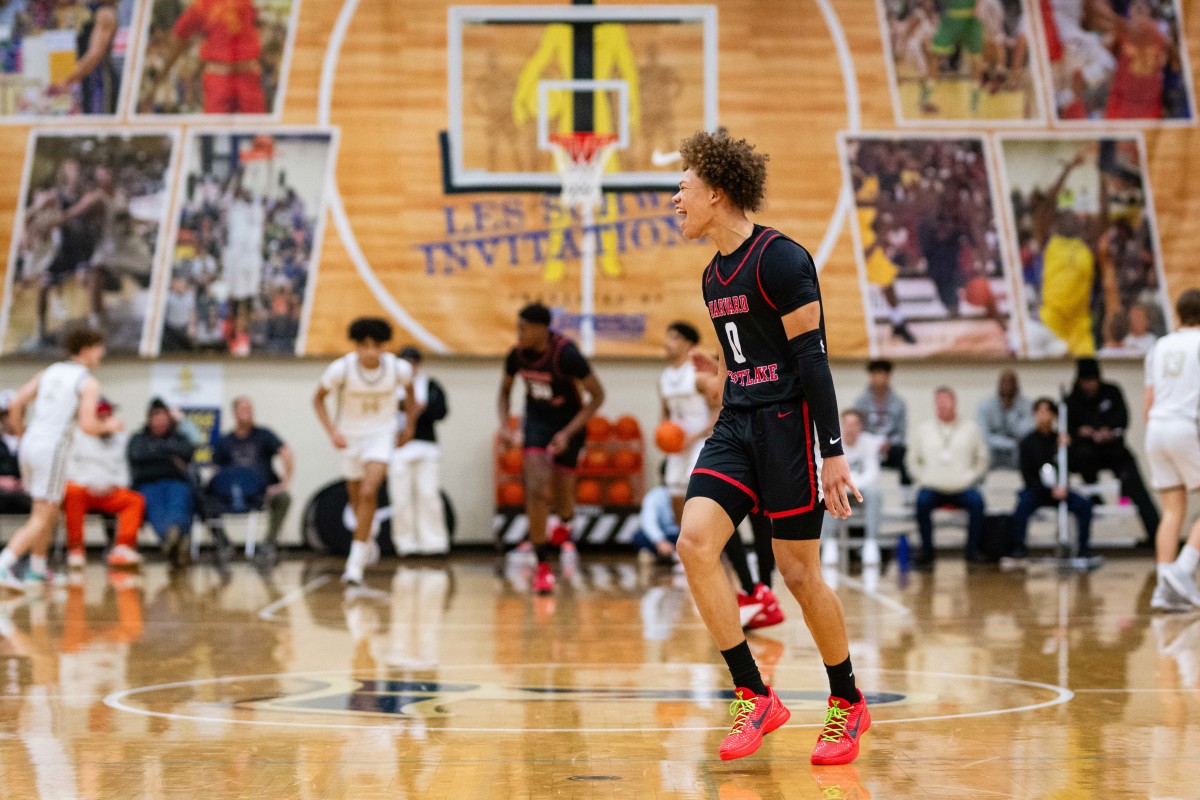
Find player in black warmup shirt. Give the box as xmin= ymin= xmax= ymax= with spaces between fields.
xmin=498 ymin=303 xmax=605 ymax=594
xmin=672 ymin=131 xmax=870 ymax=764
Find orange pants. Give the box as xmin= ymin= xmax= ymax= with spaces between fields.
xmin=63 ymin=483 xmax=146 ymax=550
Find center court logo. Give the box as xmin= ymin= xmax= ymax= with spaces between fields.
xmin=104 ymin=667 xmax=1072 ymax=732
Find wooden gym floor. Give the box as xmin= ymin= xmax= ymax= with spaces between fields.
xmin=0 ymin=551 xmax=1197 ymax=799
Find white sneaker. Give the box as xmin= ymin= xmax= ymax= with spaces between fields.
xmin=67 ymin=550 xmax=86 ymax=569
xmin=106 ymin=545 xmax=143 ymax=568
xmin=0 ymin=567 xmax=26 ymax=593
xmin=1161 ymin=563 xmax=1200 ymax=607
xmin=861 ymin=539 xmax=882 ymax=566
xmin=341 ymin=558 xmax=364 ymax=586
xmin=364 ymin=540 xmax=381 ymax=566
xmin=821 ymin=538 xmax=839 ymax=566
xmin=1152 ymin=579 xmax=1193 ymax=613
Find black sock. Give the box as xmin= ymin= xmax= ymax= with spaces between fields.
xmin=535 ymin=543 xmax=554 ymax=564
xmin=825 ymin=656 xmax=858 ymax=704
xmin=723 ymin=535 xmax=757 ymax=595
xmin=721 ymin=640 xmax=767 ymax=696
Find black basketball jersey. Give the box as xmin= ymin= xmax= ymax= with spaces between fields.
xmin=701 ymin=225 xmax=825 ymax=409
xmin=505 ymin=331 xmax=591 ymax=423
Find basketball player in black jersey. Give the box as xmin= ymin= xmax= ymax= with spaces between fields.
xmin=672 ymin=131 xmax=870 ymax=764
xmin=498 ymin=303 xmax=605 ymax=594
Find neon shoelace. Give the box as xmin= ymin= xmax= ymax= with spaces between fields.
xmin=819 ymin=704 xmax=850 ymax=742
xmin=727 ymin=696 xmax=756 ymax=733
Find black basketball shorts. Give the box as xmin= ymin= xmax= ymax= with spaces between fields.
xmin=524 ymin=414 xmax=587 ymax=470
xmin=686 ymin=402 xmax=824 ymax=540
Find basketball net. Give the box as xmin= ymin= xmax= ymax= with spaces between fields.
xmin=549 ymin=132 xmax=617 ymax=211
xmin=547 ymin=133 xmax=617 ymax=357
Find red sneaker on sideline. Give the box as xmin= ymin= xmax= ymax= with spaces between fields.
xmin=532 ymin=562 xmax=556 ymax=594
xmin=746 ymin=584 xmax=784 ymax=629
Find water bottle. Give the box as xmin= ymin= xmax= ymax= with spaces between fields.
xmin=231 ymin=484 xmax=246 ymax=513
xmin=895 ymin=533 xmax=911 ymax=573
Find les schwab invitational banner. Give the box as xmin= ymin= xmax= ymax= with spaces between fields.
xmin=0 ymin=0 xmax=1197 ymax=360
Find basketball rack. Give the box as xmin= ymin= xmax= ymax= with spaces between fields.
xmin=548 ymin=131 xmax=618 ymax=356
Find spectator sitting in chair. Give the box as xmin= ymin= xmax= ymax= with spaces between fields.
xmin=634 ymin=480 xmax=681 ymax=566
xmin=1065 ymin=357 xmax=1160 ymax=543
xmin=209 ymin=396 xmax=294 ymax=561
xmin=820 ymin=409 xmax=884 ymax=567
xmin=976 ymin=369 xmax=1034 ymax=471
xmin=389 ymin=346 xmax=450 ymax=557
xmin=0 ymin=390 xmax=32 ymax=515
xmin=1008 ymin=398 xmax=1093 ymax=560
xmin=128 ymin=398 xmax=199 ymax=567
xmin=908 ymin=387 xmax=990 ymax=569
xmin=63 ymin=397 xmax=146 ymax=570
xmin=854 ymin=359 xmax=912 ymax=491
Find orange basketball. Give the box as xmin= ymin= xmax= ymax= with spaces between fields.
xmin=612 ymin=449 xmax=642 ymax=473
xmin=965 ymin=276 xmax=994 ymax=308
xmin=499 ymin=448 xmax=523 ymax=474
xmin=497 ymin=482 xmax=524 ymax=506
xmin=587 ymin=416 xmax=612 ymax=441
xmin=614 ymin=415 xmax=642 ymax=440
xmin=577 ymin=479 xmax=603 ymax=505
xmin=583 ymin=449 xmax=610 ymax=470
xmin=655 ymin=421 xmax=687 ymax=454
xmin=607 ymin=480 xmax=633 ymax=506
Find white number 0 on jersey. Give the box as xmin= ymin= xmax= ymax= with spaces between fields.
xmin=725 ymin=321 xmax=747 ymax=364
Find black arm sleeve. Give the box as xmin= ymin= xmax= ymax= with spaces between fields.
xmin=788 ymin=329 xmax=843 ymax=458
xmin=425 ymin=381 xmax=448 ymax=422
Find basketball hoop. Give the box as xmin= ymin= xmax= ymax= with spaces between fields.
xmin=549 ymin=132 xmax=617 ymax=211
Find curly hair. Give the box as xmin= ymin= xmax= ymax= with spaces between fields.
xmin=348 ymin=317 xmax=393 ymax=344
xmin=679 ymin=131 xmax=769 ymax=212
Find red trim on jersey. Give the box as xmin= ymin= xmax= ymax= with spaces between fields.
xmin=755 ymin=232 xmax=785 ymax=310
xmin=692 ymin=468 xmax=760 ymax=510
xmin=713 ymin=228 xmax=773 ymax=286
xmin=765 ymin=400 xmax=818 ymax=518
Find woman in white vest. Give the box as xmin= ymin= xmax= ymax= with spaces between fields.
xmin=389 ymin=346 xmax=450 ymax=556
xmin=0 ymin=328 xmax=121 ymax=591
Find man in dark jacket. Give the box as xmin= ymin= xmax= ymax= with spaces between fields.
xmin=1009 ymin=398 xmax=1094 ymax=559
xmin=388 ymin=346 xmax=450 ymax=555
xmin=1065 ymin=358 xmax=1159 ymax=542
xmin=0 ymin=391 xmax=32 ymax=515
xmin=128 ymin=398 xmax=196 ymax=565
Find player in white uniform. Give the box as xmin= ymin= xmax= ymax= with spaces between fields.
xmin=313 ymin=318 xmax=415 ymax=585
xmin=660 ymin=322 xmax=719 ymax=501
xmin=1145 ymin=289 xmax=1200 ymax=611
xmin=0 ymin=328 xmax=121 ymax=592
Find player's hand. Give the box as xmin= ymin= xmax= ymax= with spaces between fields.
xmin=821 ymin=455 xmax=861 ymax=520
xmin=547 ymin=431 xmax=570 ymax=456
xmin=330 ymin=431 xmax=348 ymax=449
xmin=690 ymin=348 xmax=719 ymax=376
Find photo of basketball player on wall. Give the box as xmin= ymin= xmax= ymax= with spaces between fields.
xmin=0 ymin=131 xmax=176 ymax=357
xmin=1037 ymin=0 xmax=1194 ymax=122
xmin=998 ymin=135 xmax=1170 ymax=359
xmin=876 ymin=0 xmax=1044 ymax=123
xmin=134 ymin=0 xmax=298 ymax=116
xmin=158 ymin=130 xmax=336 ymax=356
xmin=841 ymin=134 xmax=1016 ymax=358
xmin=0 ymin=0 xmax=135 ymax=118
